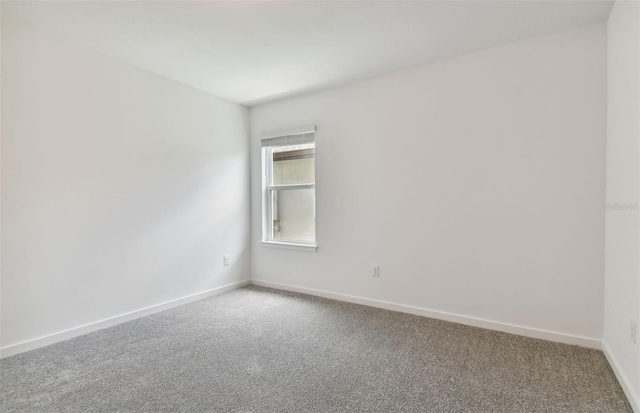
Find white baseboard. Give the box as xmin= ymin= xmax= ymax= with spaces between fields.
xmin=602 ymin=341 xmax=640 ymax=413
xmin=0 ymin=279 xmax=250 ymax=359
xmin=251 ymin=279 xmax=601 ymax=349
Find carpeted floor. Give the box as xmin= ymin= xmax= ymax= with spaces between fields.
xmin=0 ymin=286 xmax=632 ymax=412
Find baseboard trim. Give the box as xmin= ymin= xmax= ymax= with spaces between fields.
xmin=602 ymin=341 xmax=640 ymax=412
xmin=0 ymin=279 xmax=250 ymax=359
xmin=251 ymin=279 xmax=601 ymax=349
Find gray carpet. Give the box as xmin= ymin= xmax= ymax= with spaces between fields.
xmin=0 ymin=286 xmax=632 ymax=412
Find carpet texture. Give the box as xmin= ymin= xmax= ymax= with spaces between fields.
xmin=0 ymin=286 xmax=632 ymax=412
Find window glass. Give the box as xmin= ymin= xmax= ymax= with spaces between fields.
xmin=270 ymin=188 xmax=315 ymax=243
xmin=272 ymin=144 xmax=315 ymax=185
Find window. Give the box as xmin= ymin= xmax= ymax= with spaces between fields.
xmin=261 ymin=127 xmax=316 ymax=249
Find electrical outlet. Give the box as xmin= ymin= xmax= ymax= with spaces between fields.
xmin=223 ymin=255 xmax=230 ymax=266
xmin=372 ymin=265 xmax=380 ymax=277
xmin=631 ymin=320 xmax=637 ymax=344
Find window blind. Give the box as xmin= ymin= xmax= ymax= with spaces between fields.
xmin=261 ymin=125 xmax=316 ymax=147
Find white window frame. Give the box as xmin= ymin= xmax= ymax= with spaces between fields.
xmin=260 ymin=126 xmax=317 ymax=252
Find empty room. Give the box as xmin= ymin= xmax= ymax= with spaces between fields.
xmin=1 ymin=0 xmax=638 ymax=411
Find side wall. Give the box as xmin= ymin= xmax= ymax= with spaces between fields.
xmin=1 ymin=22 xmax=251 ymax=354
xmin=604 ymin=0 xmax=640 ymax=410
xmin=250 ymin=23 xmax=607 ymax=346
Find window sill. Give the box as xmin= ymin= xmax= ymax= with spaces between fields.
xmin=260 ymin=241 xmax=318 ymax=252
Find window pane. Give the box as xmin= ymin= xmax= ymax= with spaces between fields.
xmin=271 ymin=144 xmax=315 ymax=185
xmin=271 ymin=188 xmax=315 ymax=243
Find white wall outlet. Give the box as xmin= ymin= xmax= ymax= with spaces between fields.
xmin=372 ymin=265 xmax=380 ymax=277
xmin=223 ymin=255 xmax=230 ymax=266
xmin=631 ymin=320 xmax=637 ymax=344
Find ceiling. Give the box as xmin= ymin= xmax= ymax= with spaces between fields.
xmin=2 ymin=0 xmax=614 ymax=106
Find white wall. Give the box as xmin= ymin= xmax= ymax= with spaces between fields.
xmin=251 ymin=23 xmax=607 ymax=344
xmin=604 ymin=0 xmax=640 ymax=409
xmin=1 ymin=22 xmax=250 ymax=351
